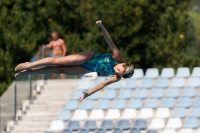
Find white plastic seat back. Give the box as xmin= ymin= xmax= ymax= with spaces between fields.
xmin=88 ymin=109 xmax=104 ymax=120
xmin=180 ymin=128 xmax=193 ymax=133
xmin=48 ymin=120 xmax=65 ymax=131
xmin=162 ymin=129 xmax=176 ymax=133
xmin=137 ymin=108 xmax=153 ymax=119
xmin=121 ymin=108 xmax=137 ymax=119
xmin=155 ymin=108 xmax=170 ymax=118
xmin=149 ymin=118 xmax=165 ymax=129
xmin=166 ymin=118 xmax=182 ymax=129
xmin=82 ymin=72 xmax=98 ymax=80
xmin=72 ymin=110 xmax=88 ymax=120
xmin=104 ymin=109 xmax=120 ymax=120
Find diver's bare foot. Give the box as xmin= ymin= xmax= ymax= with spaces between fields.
xmin=15 ymin=62 xmax=30 ymax=72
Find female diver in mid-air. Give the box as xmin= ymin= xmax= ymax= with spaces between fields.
xmin=15 ymin=20 xmax=134 ymax=102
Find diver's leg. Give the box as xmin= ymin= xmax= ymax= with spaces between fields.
xmin=15 ymin=52 xmax=94 ymax=71
xmin=15 ymin=66 xmax=91 ymax=77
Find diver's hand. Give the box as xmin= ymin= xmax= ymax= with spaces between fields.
xmin=77 ymin=92 xmax=90 ymax=103
xmin=96 ymin=20 xmax=103 ymax=27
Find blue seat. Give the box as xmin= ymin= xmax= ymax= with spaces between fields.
xmin=147 ymin=130 xmax=158 ymax=133
xmin=79 ymin=129 xmax=89 ymax=133
xmin=177 ymin=97 xmax=192 ymax=108
xmin=172 ymin=107 xmax=186 ymax=118
xmin=166 ymin=88 xmax=180 ymax=98
xmin=187 ymin=77 xmax=200 ymax=87
xmin=83 ymin=120 xmax=97 ymax=131
xmin=100 ymin=120 xmax=114 ymax=130
xmin=87 ymin=91 xmax=100 ymax=100
xmin=107 ymin=81 xmax=122 ymax=90
xmin=145 ymin=68 xmax=159 ymax=78
xmin=128 ymin=98 xmax=143 ymax=109
xmin=96 ymin=99 xmax=110 ymax=110
xmin=155 ymin=78 xmax=169 ymax=88
xmin=144 ymin=98 xmax=159 ymax=109
xmin=189 ymin=107 xmax=200 ymax=117
xmin=150 ymin=88 xmax=164 ymax=98
xmin=79 ymin=99 xmax=94 ymax=110
xmin=56 ymin=110 xmax=71 ymax=121
xmin=134 ymin=89 xmax=148 ymax=99
xmin=183 ymin=117 xmax=199 ymax=129
xmin=102 ymin=90 xmax=116 ymax=99
xmin=191 ymin=67 xmax=200 ymax=77
xmin=140 ymin=78 xmax=154 ymax=89
xmin=118 ymin=89 xmax=132 ymax=99
xmin=62 ymin=129 xmax=72 ymax=133
xmin=113 ymin=129 xmax=123 ymax=133
xmin=96 ymin=129 xmax=106 ymax=133
xmin=64 ymin=100 xmax=78 ymax=110
xmin=130 ymin=129 xmax=140 ymax=133
xmin=194 ymin=96 xmax=200 ymax=106
xmin=131 ymin=68 xmax=144 ymax=79
xmin=71 ymin=90 xmax=83 ymax=99
xmin=67 ymin=121 xmax=80 ymax=131
xmin=76 ymin=80 xmax=91 ymax=90
xmin=124 ymin=79 xmax=137 ymax=89
xmin=171 ymin=78 xmax=185 ymax=88
xmin=116 ymin=120 xmax=131 ymax=130
xmin=176 ymin=67 xmax=190 ymax=78
xmin=182 ymin=87 xmax=196 ymax=97
xmin=133 ymin=119 xmax=147 ymax=130
xmin=161 ymin=98 xmax=175 ymax=108
xmin=160 ymin=68 xmax=175 ymax=78
xmin=112 ymin=99 xmax=126 ymax=109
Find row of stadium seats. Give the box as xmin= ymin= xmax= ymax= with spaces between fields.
xmin=56 ymin=107 xmax=200 ymax=121
xmin=64 ymin=96 xmax=200 ymax=110
xmin=72 ymin=87 xmax=200 ymax=99
xmin=76 ymin=77 xmax=200 ymax=90
xmin=48 ymin=117 xmax=199 ymax=132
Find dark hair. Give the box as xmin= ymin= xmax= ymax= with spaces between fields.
xmin=51 ymin=31 xmax=59 ymax=36
xmin=122 ymin=64 xmax=134 ymax=78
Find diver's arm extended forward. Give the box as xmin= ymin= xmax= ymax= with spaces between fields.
xmin=78 ymin=75 xmax=121 ymax=102
xmin=96 ymin=20 xmax=124 ymax=62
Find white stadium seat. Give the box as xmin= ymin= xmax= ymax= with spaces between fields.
xmin=137 ymin=108 xmax=154 ymax=119
xmin=179 ymin=128 xmax=194 ymax=133
xmin=104 ymin=109 xmax=121 ymax=120
xmin=82 ymin=72 xmax=98 ymax=80
xmin=149 ymin=118 xmax=165 ymax=129
xmin=166 ymin=118 xmax=182 ymax=129
xmin=72 ymin=110 xmax=88 ymax=120
xmin=162 ymin=129 xmax=176 ymax=133
xmin=154 ymin=108 xmax=170 ymax=118
xmin=88 ymin=109 xmax=104 ymax=120
xmin=121 ymin=108 xmax=137 ymax=119
xmin=145 ymin=68 xmax=159 ymax=78
xmin=48 ymin=120 xmax=65 ymax=131
xmin=176 ymin=67 xmax=190 ymax=78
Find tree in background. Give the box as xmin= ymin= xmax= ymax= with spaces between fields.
xmin=0 ymin=0 xmax=197 ymax=96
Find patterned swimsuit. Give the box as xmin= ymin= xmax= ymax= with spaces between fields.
xmin=81 ymin=53 xmax=119 ymax=75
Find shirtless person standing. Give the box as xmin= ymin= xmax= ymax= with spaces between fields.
xmin=46 ymin=31 xmax=67 ymax=79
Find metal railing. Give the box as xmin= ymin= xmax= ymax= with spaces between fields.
xmin=1 ymin=45 xmax=81 ymax=132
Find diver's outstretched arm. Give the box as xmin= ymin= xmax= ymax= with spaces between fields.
xmin=96 ymin=20 xmax=124 ymax=62
xmin=78 ymin=75 xmax=121 ymax=102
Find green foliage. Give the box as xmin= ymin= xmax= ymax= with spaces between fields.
xmin=0 ymin=0 xmax=198 ymax=96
